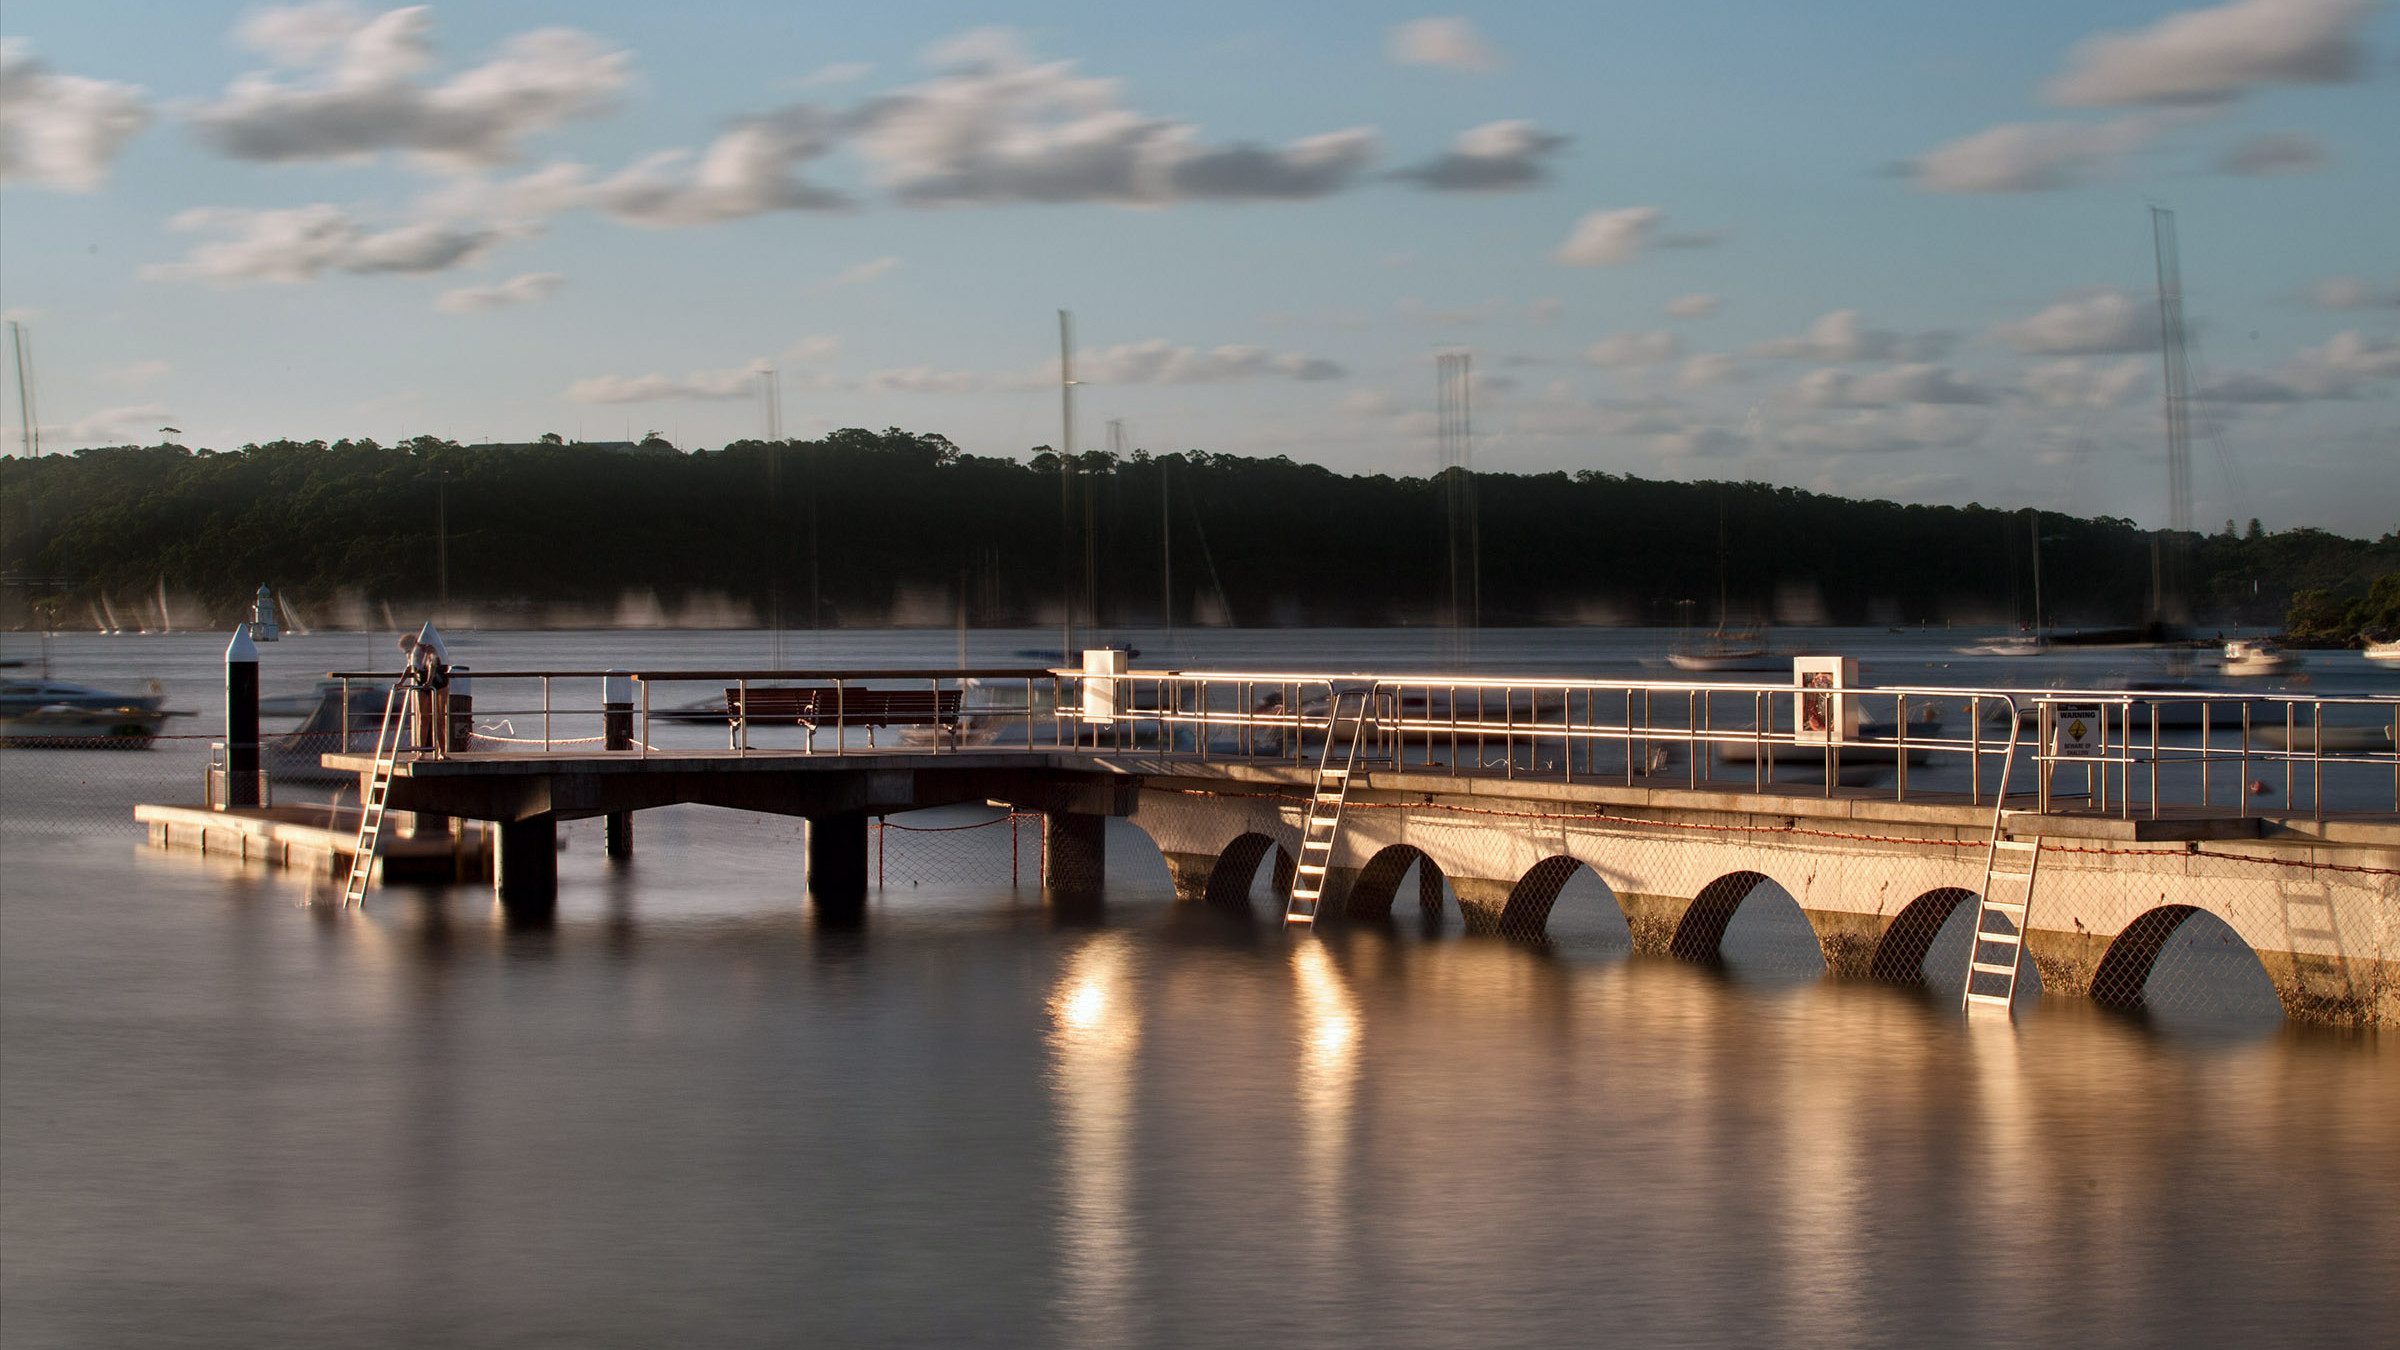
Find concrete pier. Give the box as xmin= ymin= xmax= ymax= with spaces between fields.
xmin=318 ymin=729 xmax=2400 ymax=1025
xmin=495 ymin=816 xmax=558 ymax=920
xmin=807 ymin=812 xmax=870 ymax=919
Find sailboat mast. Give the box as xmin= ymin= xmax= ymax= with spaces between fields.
xmin=1058 ymin=310 xmax=1078 ymax=660
xmin=2151 ymin=206 xmax=2193 ymax=627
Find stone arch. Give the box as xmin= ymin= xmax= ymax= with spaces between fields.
xmin=1500 ymin=855 xmax=1582 ymax=938
xmin=1202 ymin=832 xmax=1279 ymax=910
xmin=2089 ymin=905 xmax=2201 ymax=1008
xmin=1668 ymin=871 xmax=1774 ymax=962
xmin=1344 ymin=844 xmax=1445 ymax=920
xmin=1870 ymin=887 xmax=1979 ymax=983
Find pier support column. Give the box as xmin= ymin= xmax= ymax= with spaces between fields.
xmin=603 ymin=673 xmax=634 ymax=860
xmin=806 ymin=812 xmax=869 ymax=922
xmin=224 ymin=628 xmax=260 ymax=807
xmin=495 ymin=816 xmax=558 ymax=921
xmin=1044 ymin=811 xmax=1106 ymax=913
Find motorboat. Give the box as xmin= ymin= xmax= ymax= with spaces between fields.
xmin=2220 ymin=639 xmax=2298 ymax=677
xmin=0 ymin=676 xmax=165 ymax=716
xmin=1956 ymin=633 xmax=2044 ymax=657
xmin=2365 ymin=639 xmax=2400 ymax=668
xmin=0 ymin=703 xmax=174 ymax=749
xmin=0 ymin=676 xmax=178 ymax=748
xmin=1667 ymin=631 xmax=1779 ymax=672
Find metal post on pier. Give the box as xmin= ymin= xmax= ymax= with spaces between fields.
xmin=603 ymin=670 xmax=634 ymax=859
xmin=224 ymin=627 xmax=260 ymax=808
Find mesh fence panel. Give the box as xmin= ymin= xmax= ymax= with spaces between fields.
xmin=872 ymin=812 xmax=1044 ymax=890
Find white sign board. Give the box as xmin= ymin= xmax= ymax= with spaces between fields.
xmin=1792 ymin=656 xmax=1859 ymax=745
xmin=2051 ymin=702 xmax=2102 ymax=759
xmin=1081 ymin=648 xmax=1128 ymax=723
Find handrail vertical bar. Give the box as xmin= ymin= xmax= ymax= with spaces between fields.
xmin=542 ymin=676 xmax=552 ymax=752
xmin=1896 ymin=694 xmax=1909 ymax=802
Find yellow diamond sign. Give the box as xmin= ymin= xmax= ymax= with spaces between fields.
xmin=2068 ymin=718 xmax=2087 ymax=740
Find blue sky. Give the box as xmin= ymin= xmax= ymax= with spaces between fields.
xmin=2 ymin=1 xmax=2395 ymax=534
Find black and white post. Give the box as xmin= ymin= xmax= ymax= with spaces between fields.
xmin=225 ymin=627 xmax=260 ymax=807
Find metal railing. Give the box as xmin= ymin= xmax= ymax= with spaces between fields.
xmin=317 ymin=664 xmax=2400 ymax=820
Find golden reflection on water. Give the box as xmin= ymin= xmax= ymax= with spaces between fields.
xmin=1291 ymin=940 xmax=1361 ymax=1256
xmin=1046 ymin=932 xmax=1140 ymax=1349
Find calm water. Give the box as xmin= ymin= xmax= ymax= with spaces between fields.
xmin=3 ymin=629 xmax=2395 ymax=1348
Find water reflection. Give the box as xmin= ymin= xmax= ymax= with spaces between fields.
xmin=1046 ymin=932 xmax=1141 ymax=1348
xmin=1291 ymin=939 xmax=1360 ymax=1262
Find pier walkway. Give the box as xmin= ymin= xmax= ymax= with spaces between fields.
xmin=319 ymin=662 xmax=2400 ymax=1025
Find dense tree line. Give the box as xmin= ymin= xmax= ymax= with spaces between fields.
xmin=2 ymin=429 xmax=2393 ymax=635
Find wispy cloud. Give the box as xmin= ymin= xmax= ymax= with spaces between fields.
xmin=1388 ymin=17 xmax=1504 ymax=73
xmin=436 ymin=271 xmax=564 ymax=312
xmin=1552 ymin=206 xmax=1721 ymax=266
xmin=0 ymin=39 xmax=151 ymax=191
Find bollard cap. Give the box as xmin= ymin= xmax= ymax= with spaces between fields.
xmin=225 ymin=626 xmax=258 ymax=663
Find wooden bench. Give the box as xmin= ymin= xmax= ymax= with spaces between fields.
xmin=723 ymin=686 xmax=963 ymax=748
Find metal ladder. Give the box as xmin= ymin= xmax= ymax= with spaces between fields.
xmin=1286 ymin=685 xmax=1385 ymax=926
xmin=341 ymin=683 xmax=415 ymax=907
xmin=1963 ymin=699 xmax=2034 ymax=1013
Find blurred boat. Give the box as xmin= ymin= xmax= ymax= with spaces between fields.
xmin=259 ymin=680 xmax=346 ymax=718
xmin=0 ymin=703 xmax=173 ymax=749
xmin=2364 ymin=639 xmax=2400 ymax=667
xmin=1957 ymin=633 xmax=2044 ymax=657
xmin=266 ymin=684 xmax=383 ymax=782
xmin=2220 ymin=639 xmax=2297 ymax=677
xmin=0 ymin=676 xmax=164 ymax=716
xmin=1667 ymin=631 xmax=1777 ymax=672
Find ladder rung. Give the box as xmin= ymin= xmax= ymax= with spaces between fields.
xmin=1993 ymin=839 xmax=2037 ymax=852
xmin=1297 ymin=863 xmax=1326 ymax=875
xmin=1285 ymin=914 xmax=1315 ymax=925
xmin=1965 ymin=993 xmax=2014 ymax=1008
xmin=1970 ymin=960 xmax=2020 ymax=975
xmin=1980 ymin=899 xmax=2027 ymax=914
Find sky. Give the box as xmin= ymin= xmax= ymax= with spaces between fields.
xmin=1 ymin=0 xmax=2395 ymax=535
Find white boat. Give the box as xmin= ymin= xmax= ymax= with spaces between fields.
xmin=0 ymin=676 xmax=164 ymax=717
xmin=2366 ymin=639 xmax=2400 ymax=667
xmin=1958 ymin=634 xmax=2045 ymax=657
xmin=2220 ymin=639 xmax=2297 ymax=677
xmin=1668 ymin=631 xmax=1777 ymax=672
xmin=0 ymin=703 xmax=173 ymax=749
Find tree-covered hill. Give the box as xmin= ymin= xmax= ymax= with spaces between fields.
xmin=3 ymin=429 xmax=2392 ymax=634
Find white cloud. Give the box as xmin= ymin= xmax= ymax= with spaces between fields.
xmin=188 ymin=4 xmax=631 ymax=170
xmin=42 ymin=402 xmax=174 ymax=445
xmin=862 ymin=365 xmax=988 ymax=394
xmin=1584 ymin=330 xmax=1683 ymax=367
xmin=1389 ymin=17 xmax=1503 ymax=72
xmin=1766 ymin=404 xmax=1990 ymax=456
xmin=2199 ymin=330 xmax=2400 ymax=402
xmin=566 ymin=365 xmax=768 ymax=403
xmin=828 ymin=255 xmax=901 ymax=287
xmin=850 ymin=30 xmax=1378 ymax=206
xmin=2020 ymin=357 xmax=2150 ymax=408
xmin=2045 ymin=0 xmax=2375 ymax=107
xmin=2309 ymin=276 xmax=2400 ymax=310
xmin=1904 ymin=113 xmax=2175 ymax=193
xmin=422 ymin=104 xmax=845 ymax=227
xmin=1391 ymin=119 xmax=1567 ymax=191
xmin=1752 ymin=310 xmax=1954 ymax=362
xmin=790 ymin=61 xmax=872 ymax=91
xmin=141 ymin=204 xmax=524 ymax=284
xmin=1524 ymin=297 xmax=1562 ymax=324
xmin=782 ymin=335 xmax=842 ymax=362
xmin=2217 ymin=130 xmax=2330 ymax=175
xmin=1989 ymin=288 xmax=2159 ymax=355
xmin=1676 ymin=353 xmax=1742 ymax=389
xmin=0 ymin=39 xmax=151 ymax=191
xmin=1074 ymin=339 xmax=1344 ymax=384
xmin=1553 ymin=206 xmax=1720 ymax=266
xmin=1664 ymin=292 xmax=1720 ymax=319
xmin=436 ymin=271 xmax=564 ymax=312
xmin=1793 ymin=364 xmax=1992 ymax=408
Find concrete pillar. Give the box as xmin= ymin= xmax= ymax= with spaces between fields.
xmin=224 ymin=628 xmax=260 ymax=807
xmin=806 ymin=812 xmax=869 ymax=921
xmin=495 ymin=816 xmax=557 ymax=920
xmin=603 ymin=671 xmax=634 ymax=859
xmin=1044 ymin=811 xmax=1107 ymax=909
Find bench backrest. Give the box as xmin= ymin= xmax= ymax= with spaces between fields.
xmin=724 ymin=686 xmax=962 ymax=723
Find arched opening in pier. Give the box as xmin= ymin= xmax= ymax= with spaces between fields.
xmin=2092 ymin=905 xmax=2282 ymax=1030
xmin=1498 ymin=856 xmax=1631 ymax=953
xmin=1202 ymin=832 xmax=1285 ymax=910
xmin=1673 ymin=872 xmax=1826 ymax=980
xmin=1344 ymin=844 xmax=1449 ymax=921
xmin=1908 ymin=892 xmax=2045 ymax=1006
xmin=1871 ymin=887 xmax=1978 ymax=983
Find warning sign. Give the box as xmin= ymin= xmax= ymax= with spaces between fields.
xmin=2052 ymin=702 xmax=2102 ymax=758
